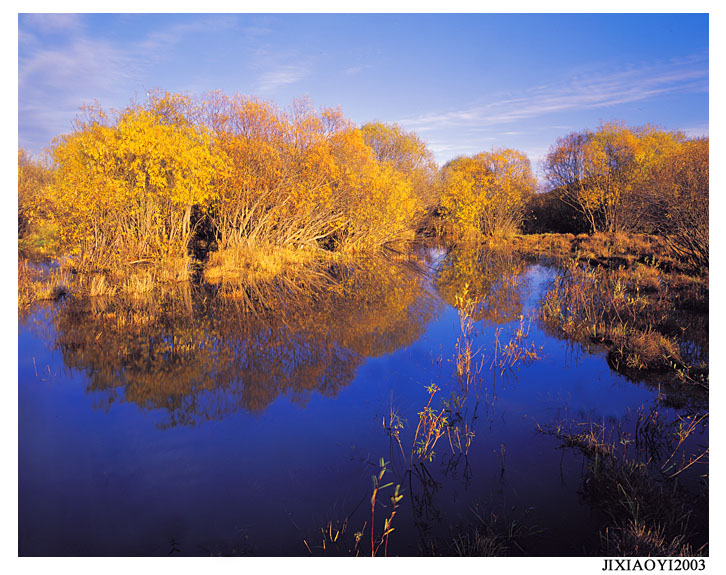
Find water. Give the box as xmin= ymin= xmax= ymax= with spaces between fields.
xmin=17 ymin=247 xmax=708 ymax=556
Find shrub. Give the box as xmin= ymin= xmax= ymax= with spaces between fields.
xmin=440 ymin=148 xmax=536 ymax=238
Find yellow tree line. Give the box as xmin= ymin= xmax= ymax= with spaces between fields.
xmin=37 ymin=92 xmax=434 ymax=268
xmin=19 ymin=93 xmax=709 ymax=272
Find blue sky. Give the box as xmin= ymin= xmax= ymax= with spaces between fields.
xmin=18 ymin=12 xmax=709 ymax=179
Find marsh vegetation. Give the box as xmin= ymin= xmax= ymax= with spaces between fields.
xmin=18 ymin=92 xmax=707 ymax=557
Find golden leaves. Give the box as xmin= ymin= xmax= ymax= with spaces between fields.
xmin=45 ymin=92 xmax=433 ymax=266
xmin=440 ymin=148 xmax=535 ymax=237
xmin=205 ymin=95 xmax=422 ymax=252
xmin=544 ymin=122 xmax=690 ymax=234
xmin=51 ymin=93 xmax=221 ymax=264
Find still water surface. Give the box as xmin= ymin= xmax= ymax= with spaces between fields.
xmin=18 ymin=246 xmax=706 ymax=556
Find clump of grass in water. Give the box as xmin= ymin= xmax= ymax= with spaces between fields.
xmin=410 ymin=384 xmax=449 ymax=464
xmin=386 ymin=282 xmax=542 ymax=467
xmin=491 ymin=313 xmax=542 ymax=376
xmin=383 ymin=403 xmax=407 ymax=463
xmin=375 ymin=282 xmax=543 ymax=553
xmin=88 ymin=273 xmax=117 ymax=297
xmin=305 ymin=458 xmax=403 ymax=557
xmin=539 ymin=410 xmax=708 ymax=557
xmin=445 ymin=416 xmax=475 ymax=458
xmin=451 ymin=524 xmax=508 ymax=557
xmin=508 ymin=232 xmax=685 ymax=274
xmin=121 ymin=270 xmax=156 ymax=297
xmin=453 ymin=283 xmax=484 ymax=393
xmin=603 ymin=520 xmax=698 ymax=557
xmin=308 ymin=519 xmax=353 ymax=556
xmin=369 ymin=458 xmax=404 ymax=557
xmin=46 ymin=255 xmax=193 ymax=302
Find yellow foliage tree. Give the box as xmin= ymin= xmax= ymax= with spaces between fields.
xmin=41 ymin=91 xmax=432 ymax=278
xmin=361 ymin=121 xmax=439 ymax=209
xmin=646 ymin=137 xmax=708 ymax=270
xmin=18 ymin=149 xmax=55 ymax=239
xmin=440 ymin=148 xmax=536 ymax=238
xmin=50 ymin=93 xmax=222 ymax=269
xmin=544 ymin=122 xmax=685 ymax=233
xmin=203 ymin=93 xmax=421 ymax=254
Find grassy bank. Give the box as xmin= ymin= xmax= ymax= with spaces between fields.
xmin=506 ymin=232 xmax=700 ymax=274
xmin=18 ymin=235 xmax=428 ymax=312
xmin=496 ymin=232 xmax=708 ymax=393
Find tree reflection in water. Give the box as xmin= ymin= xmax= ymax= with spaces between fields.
xmin=51 ymin=253 xmax=441 ymax=427
xmin=436 ymin=243 xmax=530 ymax=326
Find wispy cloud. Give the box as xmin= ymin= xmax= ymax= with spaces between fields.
xmin=19 ymin=34 xmax=136 ymax=149
xmin=20 ymin=13 xmax=83 ymax=35
xmin=136 ymin=16 xmax=238 ymax=62
xmin=247 ymin=42 xmax=313 ymax=95
xmin=18 ymin=15 xmax=240 ymax=151
xmin=257 ymin=65 xmax=311 ymax=94
xmin=19 ymin=37 xmax=133 ymax=94
xmin=403 ymin=58 xmax=708 ymax=133
xmin=344 ymin=64 xmax=372 ymax=76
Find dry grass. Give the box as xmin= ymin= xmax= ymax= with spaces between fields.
xmin=603 ymin=520 xmax=697 ymax=557
xmin=88 ymin=273 xmax=117 ymax=297
xmin=18 ymin=259 xmax=71 ymax=312
xmin=19 ymin=253 xmax=194 ymax=312
xmin=451 ymin=527 xmax=508 ymax=557
xmin=121 ymin=270 xmax=155 ymax=297
xmin=507 ymin=232 xmax=576 ymax=257
xmin=203 ymin=244 xmax=336 ymax=284
xmin=540 ymin=256 xmax=707 ymax=385
xmin=77 ymin=256 xmax=190 ymax=298
xmin=448 ymin=506 xmax=538 ymax=557
xmin=508 ymin=232 xmax=695 ymax=275
xmin=607 ymin=328 xmax=681 ymax=371
xmin=584 ymin=449 xmax=706 ymax=557
xmin=491 ymin=314 xmax=542 ymax=375
xmin=540 ymin=415 xmax=708 ymax=557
